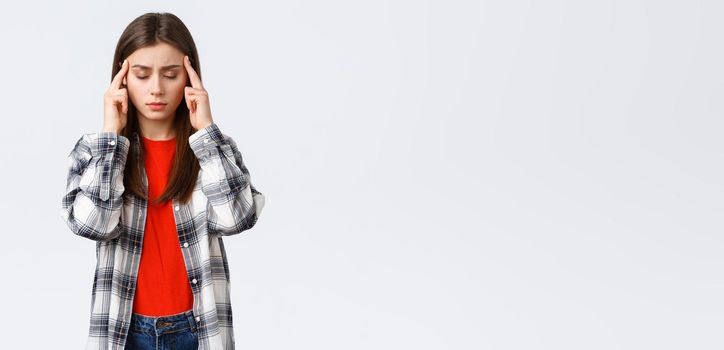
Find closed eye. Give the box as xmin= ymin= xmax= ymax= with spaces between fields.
xmin=136 ymin=75 xmax=177 ymax=80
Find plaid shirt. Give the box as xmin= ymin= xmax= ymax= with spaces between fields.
xmin=60 ymin=122 xmax=265 ymax=350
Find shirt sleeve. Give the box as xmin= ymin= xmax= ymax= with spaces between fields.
xmin=189 ymin=122 xmax=265 ymax=236
xmin=60 ymin=132 xmax=130 ymax=241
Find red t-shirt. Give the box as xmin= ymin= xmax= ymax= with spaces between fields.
xmin=132 ymin=135 xmax=194 ymax=316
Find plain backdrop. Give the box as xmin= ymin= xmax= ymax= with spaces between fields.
xmin=0 ymin=1 xmax=721 ymax=349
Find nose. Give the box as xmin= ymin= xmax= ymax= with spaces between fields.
xmin=150 ymin=75 xmax=163 ymax=96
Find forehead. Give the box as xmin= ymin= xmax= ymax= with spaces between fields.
xmin=127 ymin=42 xmax=183 ymax=69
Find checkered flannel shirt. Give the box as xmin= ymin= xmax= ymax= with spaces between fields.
xmin=60 ymin=122 xmax=265 ymax=349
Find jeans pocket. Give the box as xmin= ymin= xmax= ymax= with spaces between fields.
xmin=125 ymin=328 xmax=154 ymax=350
xmin=169 ymin=328 xmax=199 ymax=349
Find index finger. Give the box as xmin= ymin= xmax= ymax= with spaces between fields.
xmin=184 ymin=56 xmax=203 ymax=89
xmin=112 ymin=59 xmax=129 ymax=89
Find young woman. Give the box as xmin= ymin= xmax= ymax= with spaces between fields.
xmin=60 ymin=12 xmax=265 ymax=350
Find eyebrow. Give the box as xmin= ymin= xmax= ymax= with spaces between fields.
xmin=131 ymin=64 xmax=182 ymax=70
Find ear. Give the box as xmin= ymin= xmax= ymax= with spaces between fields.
xmin=123 ymin=77 xmax=127 ymax=86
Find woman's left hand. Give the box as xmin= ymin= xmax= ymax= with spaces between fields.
xmin=184 ymin=55 xmax=213 ymax=130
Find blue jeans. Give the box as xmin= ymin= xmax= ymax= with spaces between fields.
xmin=124 ymin=309 xmax=199 ymax=350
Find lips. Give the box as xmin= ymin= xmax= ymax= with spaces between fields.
xmin=147 ymin=102 xmax=168 ymax=111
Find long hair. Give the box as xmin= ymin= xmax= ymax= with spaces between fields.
xmin=110 ymin=12 xmax=201 ymax=205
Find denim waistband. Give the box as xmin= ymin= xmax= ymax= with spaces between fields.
xmin=129 ymin=309 xmax=197 ymax=335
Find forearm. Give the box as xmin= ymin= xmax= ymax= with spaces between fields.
xmin=189 ymin=122 xmax=265 ymax=236
xmin=60 ymin=132 xmax=130 ymax=241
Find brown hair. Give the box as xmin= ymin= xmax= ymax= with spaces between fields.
xmin=111 ymin=12 xmax=201 ymax=205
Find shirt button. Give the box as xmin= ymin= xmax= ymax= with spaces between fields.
xmin=203 ymin=138 xmax=210 ymax=143
xmin=195 ymin=316 xmax=201 ymax=322
xmin=174 ymin=205 xmax=180 ymax=211
xmin=192 ymin=278 xmax=197 ymax=284
xmin=183 ymin=242 xmax=189 ymax=248
xmin=108 ymin=140 xmax=115 ymax=145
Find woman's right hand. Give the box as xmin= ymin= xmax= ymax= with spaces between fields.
xmin=103 ymin=59 xmax=129 ymax=134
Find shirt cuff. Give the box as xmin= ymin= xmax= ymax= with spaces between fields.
xmin=88 ymin=132 xmax=129 ymax=158
xmin=189 ymin=122 xmax=226 ymax=161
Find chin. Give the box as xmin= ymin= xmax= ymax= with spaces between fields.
xmin=141 ymin=111 xmax=175 ymax=120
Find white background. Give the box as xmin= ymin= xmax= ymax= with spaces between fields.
xmin=0 ymin=1 xmax=721 ymax=349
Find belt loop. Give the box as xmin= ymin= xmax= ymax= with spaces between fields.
xmin=186 ymin=309 xmax=197 ymax=332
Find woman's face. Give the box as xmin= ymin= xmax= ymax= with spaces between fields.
xmin=124 ymin=42 xmax=188 ymax=122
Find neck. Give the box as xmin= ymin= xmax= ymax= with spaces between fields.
xmin=138 ymin=115 xmax=176 ymax=141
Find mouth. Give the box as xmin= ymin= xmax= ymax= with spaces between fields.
xmin=147 ymin=102 xmax=168 ymax=110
